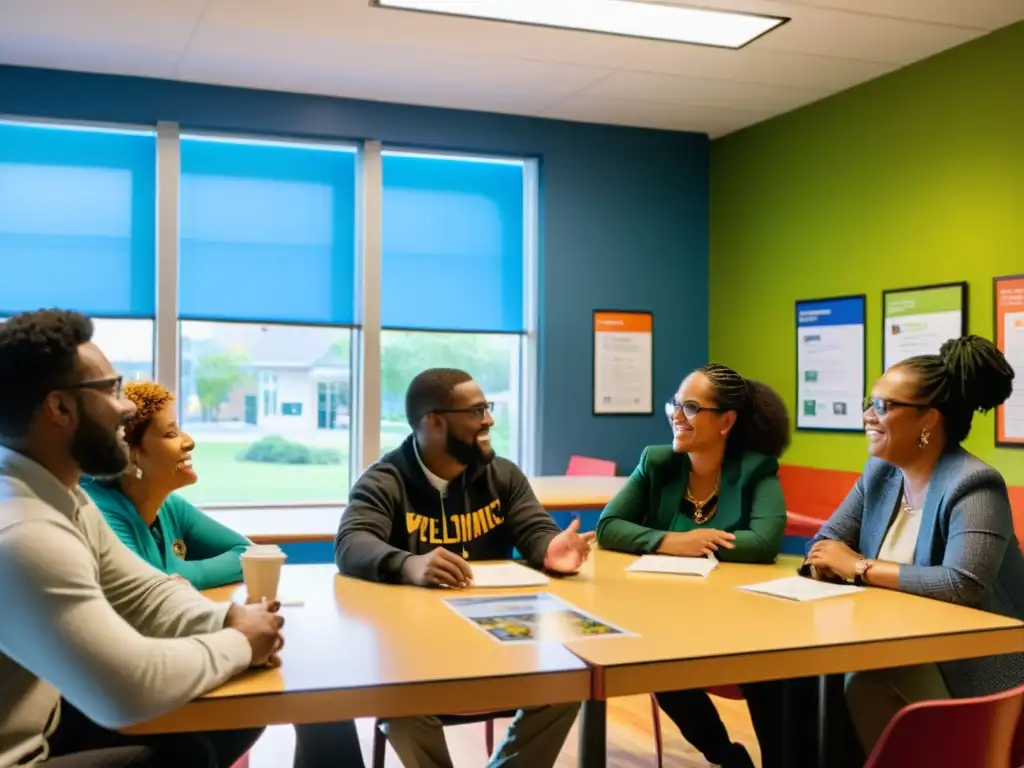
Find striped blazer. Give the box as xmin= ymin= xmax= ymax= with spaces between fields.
xmin=810 ymin=448 xmax=1024 ymax=698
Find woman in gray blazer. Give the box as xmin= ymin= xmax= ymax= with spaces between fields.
xmin=803 ymin=335 xmax=1024 ymax=753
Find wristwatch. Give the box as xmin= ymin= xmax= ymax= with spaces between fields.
xmin=853 ymin=558 xmax=874 ymax=585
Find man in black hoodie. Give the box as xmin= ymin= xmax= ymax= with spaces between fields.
xmin=335 ymin=368 xmax=593 ymax=768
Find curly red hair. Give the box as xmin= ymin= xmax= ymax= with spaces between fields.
xmin=122 ymin=381 xmax=175 ymax=446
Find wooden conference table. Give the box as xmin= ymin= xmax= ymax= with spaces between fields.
xmin=205 ymin=475 xmax=628 ymax=544
xmin=131 ymin=551 xmax=1024 ymax=767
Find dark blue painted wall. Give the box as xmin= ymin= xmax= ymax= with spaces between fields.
xmin=0 ymin=65 xmax=710 ymax=475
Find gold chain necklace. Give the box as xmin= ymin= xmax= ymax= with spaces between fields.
xmin=685 ymin=475 xmax=721 ymax=524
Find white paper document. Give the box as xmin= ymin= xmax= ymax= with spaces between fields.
xmin=470 ymin=562 xmax=550 ymax=588
xmin=626 ymin=554 xmax=718 ymax=577
xmin=739 ymin=576 xmax=865 ymax=602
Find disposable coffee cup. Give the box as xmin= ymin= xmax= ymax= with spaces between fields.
xmin=241 ymin=544 xmax=287 ymax=603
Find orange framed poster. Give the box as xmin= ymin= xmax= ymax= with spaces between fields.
xmin=593 ymin=310 xmax=653 ymax=415
xmin=995 ymin=275 xmax=1024 ymax=447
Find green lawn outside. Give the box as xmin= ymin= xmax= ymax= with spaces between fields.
xmin=176 ymin=442 xmax=351 ymax=505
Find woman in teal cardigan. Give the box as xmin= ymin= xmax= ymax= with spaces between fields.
xmin=85 ymin=380 xmax=365 ymax=768
xmin=598 ymin=363 xmax=815 ymax=768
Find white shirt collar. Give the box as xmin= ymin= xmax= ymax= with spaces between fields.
xmin=412 ymin=438 xmax=451 ymax=495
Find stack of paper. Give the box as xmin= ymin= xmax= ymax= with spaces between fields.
xmin=625 ymin=554 xmax=718 ymax=578
xmin=470 ymin=562 xmax=550 ymax=588
xmin=739 ymin=576 xmax=864 ymax=602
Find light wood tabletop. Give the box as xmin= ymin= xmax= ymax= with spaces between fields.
xmin=548 ymin=550 xmax=1024 ymax=698
xmin=205 ymin=475 xmax=628 ymax=544
xmin=129 ymin=564 xmax=591 ymax=734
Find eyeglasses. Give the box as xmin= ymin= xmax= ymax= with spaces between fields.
xmin=435 ymin=402 xmax=495 ymax=420
xmin=862 ymin=396 xmax=929 ymax=417
xmin=665 ymin=398 xmax=724 ymax=420
xmin=66 ymin=375 xmax=124 ymax=400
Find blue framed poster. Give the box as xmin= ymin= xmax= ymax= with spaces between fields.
xmin=795 ymin=295 xmax=867 ymax=432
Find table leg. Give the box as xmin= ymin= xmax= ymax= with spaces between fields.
xmin=578 ymin=699 xmax=606 ymax=768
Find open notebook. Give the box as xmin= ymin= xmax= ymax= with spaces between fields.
xmin=625 ymin=554 xmax=718 ymax=577
xmin=469 ymin=562 xmax=550 ymax=588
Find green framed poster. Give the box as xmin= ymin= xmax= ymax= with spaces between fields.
xmin=882 ymin=282 xmax=967 ymax=370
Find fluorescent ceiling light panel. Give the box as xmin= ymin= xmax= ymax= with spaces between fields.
xmin=373 ymin=0 xmax=788 ymax=49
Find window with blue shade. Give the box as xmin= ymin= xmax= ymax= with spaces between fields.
xmin=381 ymin=152 xmax=525 ymax=332
xmin=179 ymin=137 xmax=358 ymax=325
xmin=0 ymin=121 xmax=156 ymax=317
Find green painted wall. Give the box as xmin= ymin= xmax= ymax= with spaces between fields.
xmin=709 ymin=21 xmax=1024 ymax=485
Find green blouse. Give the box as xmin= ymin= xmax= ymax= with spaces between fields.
xmin=596 ymin=445 xmax=787 ymax=563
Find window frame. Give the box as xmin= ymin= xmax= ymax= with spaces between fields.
xmin=149 ymin=130 xmax=538 ymax=508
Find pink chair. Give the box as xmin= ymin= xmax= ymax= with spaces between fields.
xmin=565 ymin=455 xmax=616 ymax=476
xmin=230 ymin=753 xmax=250 ymax=768
xmin=785 ymin=511 xmax=824 ymax=539
xmin=865 ymin=682 xmax=1024 ymax=768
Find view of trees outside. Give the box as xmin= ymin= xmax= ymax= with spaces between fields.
xmin=378 ymin=331 xmax=520 ymax=458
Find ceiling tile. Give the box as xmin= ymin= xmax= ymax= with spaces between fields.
xmin=542 ymin=93 xmax=774 ymax=136
xmin=0 ymin=0 xmax=206 ymax=49
xmin=179 ymin=40 xmax=612 ymax=114
xmin=780 ymin=0 xmax=1024 ymax=29
xmin=582 ymin=70 xmax=830 ymax=114
xmin=625 ymin=43 xmax=893 ymax=91
xmin=0 ymin=33 xmax=182 ymax=79
xmin=199 ymin=0 xmax=643 ymax=70
xmin=679 ymin=0 xmax=989 ymax=63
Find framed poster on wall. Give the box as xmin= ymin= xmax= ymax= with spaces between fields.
xmin=994 ymin=275 xmax=1024 ymax=448
xmin=592 ymin=310 xmax=653 ymax=415
xmin=882 ymin=282 xmax=967 ymax=371
xmin=795 ymin=295 xmax=866 ymax=432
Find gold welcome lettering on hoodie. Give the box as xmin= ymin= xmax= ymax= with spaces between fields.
xmin=406 ymin=499 xmax=503 ymax=545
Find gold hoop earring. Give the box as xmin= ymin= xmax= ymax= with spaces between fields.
xmin=917 ymin=429 xmax=930 ymax=449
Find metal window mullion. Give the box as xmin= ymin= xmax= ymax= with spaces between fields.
xmin=154 ymin=122 xmax=180 ymax=394
xmin=520 ymin=158 xmax=540 ymax=476
xmin=356 ymin=140 xmax=383 ymax=473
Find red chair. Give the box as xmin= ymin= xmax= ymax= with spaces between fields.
xmin=1013 ymin=701 xmax=1024 ymax=767
xmin=785 ymin=511 xmax=824 ymax=539
xmin=566 ymin=456 xmax=616 ymax=476
xmin=865 ymin=682 xmax=1024 ymax=768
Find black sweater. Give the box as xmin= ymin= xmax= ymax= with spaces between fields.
xmin=334 ymin=435 xmax=561 ymax=582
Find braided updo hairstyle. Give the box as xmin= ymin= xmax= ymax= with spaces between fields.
xmin=699 ymin=363 xmax=791 ymax=459
xmin=899 ymin=335 xmax=1015 ymax=445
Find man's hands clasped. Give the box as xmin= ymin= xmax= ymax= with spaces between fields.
xmin=226 ymin=601 xmax=285 ymax=668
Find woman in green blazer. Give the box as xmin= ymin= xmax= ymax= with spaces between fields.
xmin=598 ymin=363 xmax=813 ymax=768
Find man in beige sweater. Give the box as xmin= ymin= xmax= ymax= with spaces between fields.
xmin=0 ymin=310 xmax=284 ymax=768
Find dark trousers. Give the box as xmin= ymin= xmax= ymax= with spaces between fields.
xmin=655 ymin=679 xmax=819 ymax=768
xmin=44 ymin=701 xmax=261 ymax=767
xmin=45 ymin=701 xmax=365 ymax=768
xmin=293 ymin=721 xmax=366 ymax=768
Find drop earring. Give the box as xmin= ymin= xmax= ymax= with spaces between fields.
xmin=134 ymin=466 xmax=143 ymax=479
xmin=917 ymin=429 xmax=930 ymax=449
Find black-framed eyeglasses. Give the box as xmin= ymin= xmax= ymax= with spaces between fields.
xmin=862 ymin=396 xmax=929 ymax=417
xmin=665 ymin=398 xmax=724 ymax=420
xmin=65 ymin=375 xmax=124 ymax=400
xmin=435 ymin=401 xmax=495 ymax=420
